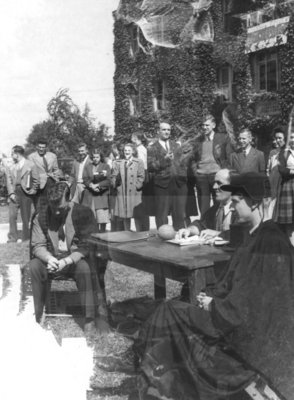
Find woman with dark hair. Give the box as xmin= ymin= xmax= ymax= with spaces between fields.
xmin=266 ymin=127 xmax=286 ymax=218
xmin=82 ymin=148 xmax=110 ymax=232
xmin=276 ymin=131 xmax=294 ymax=243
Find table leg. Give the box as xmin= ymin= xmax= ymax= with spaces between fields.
xmin=188 ymin=269 xmax=207 ymax=304
xmin=154 ymin=274 xmax=166 ymax=299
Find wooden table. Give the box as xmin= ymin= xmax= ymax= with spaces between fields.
xmin=88 ymin=235 xmax=232 ymax=303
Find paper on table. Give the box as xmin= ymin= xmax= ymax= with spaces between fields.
xmin=166 ymin=236 xmax=206 ymax=246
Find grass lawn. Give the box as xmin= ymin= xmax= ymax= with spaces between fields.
xmin=0 ymin=207 xmax=183 ymax=400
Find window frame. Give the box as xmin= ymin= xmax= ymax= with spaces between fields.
xmin=216 ymin=64 xmax=233 ymax=102
xmin=252 ymin=50 xmax=280 ymax=93
xmin=152 ymin=80 xmax=167 ymax=112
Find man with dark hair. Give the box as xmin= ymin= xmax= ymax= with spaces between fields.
xmin=147 ymin=122 xmax=189 ymax=230
xmin=28 ymin=138 xmax=60 ymax=209
xmin=230 ymin=129 xmax=265 ymax=174
xmin=70 ymin=143 xmax=92 ymax=203
xmin=97 ymin=172 xmax=294 ymax=400
xmin=29 ymin=181 xmax=99 ymax=339
xmin=192 ymin=114 xmax=232 ymax=216
xmin=6 ymin=145 xmax=39 ymax=242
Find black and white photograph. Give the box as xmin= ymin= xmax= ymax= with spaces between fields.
xmin=0 ymin=1 xmax=294 ymax=399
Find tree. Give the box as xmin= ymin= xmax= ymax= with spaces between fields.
xmin=25 ymin=88 xmax=108 ymax=158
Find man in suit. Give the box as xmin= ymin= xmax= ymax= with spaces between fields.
xmin=192 ymin=115 xmax=232 ymax=216
xmin=29 ymin=181 xmax=102 ymax=339
xmin=6 ymin=145 xmax=39 ymax=242
xmin=230 ymin=129 xmax=265 ymax=174
xmin=147 ymin=122 xmax=188 ymax=230
xmin=70 ymin=143 xmax=92 ymax=204
xmin=28 ymin=138 xmax=60 ymax=209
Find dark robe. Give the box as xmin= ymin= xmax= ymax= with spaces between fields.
xmin=135 ymin=220 xmax=294 ymax=400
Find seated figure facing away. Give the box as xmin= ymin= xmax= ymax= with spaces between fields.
xmin=98 ymin=172 xmax=294 ymax=400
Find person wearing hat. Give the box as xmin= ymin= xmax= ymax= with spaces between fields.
xmin=96 ymin=172 xmax=294 ymax=400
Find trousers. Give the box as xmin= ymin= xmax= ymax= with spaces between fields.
xmin=9 ymin=185 xmax=33 ymax=241
xmin=29 ymin=257 xmax=96 ymax=322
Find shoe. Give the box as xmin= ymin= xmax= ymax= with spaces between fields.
xmin=95 ymin=348 xmax=138 ymax=374
xmin=84 ymin=320 xmax=97 ymax=345
xmin=7 ymin=238 xmax=16 ymax=243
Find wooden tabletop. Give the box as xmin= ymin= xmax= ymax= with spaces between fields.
xmin=89 ymin=235 xmax=232 ymax=271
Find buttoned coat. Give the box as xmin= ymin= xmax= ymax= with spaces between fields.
xmin=230 ymin=147 xmax=265 ymax=174
xmin=111 ymin=158 xmax=145 ymax=218
xmin=28 ymin=151 xmax=60 ymax=189
xmin=6 ymin=159 xmax=39 ymax=198
xmin=82 ymin=161 xmax=111 ymax=210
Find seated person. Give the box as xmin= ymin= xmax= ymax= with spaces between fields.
xmin=29 ymin=181 xmax=102 ymax=339
xmin=178 ymin=168 xmax=236 ymax=243
xmin=97 ymin=172 xmax=294 ymax=400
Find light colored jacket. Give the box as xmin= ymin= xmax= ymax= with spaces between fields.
xmin=28 ymin=151 xmax=60 ymax=189
xmin=6 ymin=158 xmax=39 ymax=197
xmin=111 ymin=157 xmax=145 ymax=218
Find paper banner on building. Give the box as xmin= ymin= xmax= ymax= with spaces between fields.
xmin=245 ymin=16 xmax=290 ymax=54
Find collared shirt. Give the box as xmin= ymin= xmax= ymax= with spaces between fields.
xmin=158 ymin=139 xmax=170 ymax=152
xmin=205 ymin=131 xmax=215 ymax=142
xmin=77 ymin=155 xmax=89 ymax=183
xmin=216 ymin=201 xmax=233 ymax=232
xmin=243 ymin=145 xmax=252 ymax=156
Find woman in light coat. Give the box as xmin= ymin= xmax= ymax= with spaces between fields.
xmin=111 ymin=143 xmax=145 ymax=231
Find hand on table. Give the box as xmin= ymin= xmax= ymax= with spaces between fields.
xmin=177 ymin=225 xmax=200 ymax=239
xmin=200 ymin=229 xmax=221 ymax=241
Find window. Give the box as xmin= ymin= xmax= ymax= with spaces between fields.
xmin=153 ymin=80 xmax=166 ymax=112
xmin=253 ymin=51 xmax=279 ymax=92
xmin=127 ymin=84 xmax=141 ymax=116
xmin=217 ymin=64 xmax=233 ymax=102
xmin=127 ymin=24 xmax=139 ymax=57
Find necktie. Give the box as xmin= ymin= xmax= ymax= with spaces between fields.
xmin=43 ymin=155 xmax=49 ymax=173
xmin=165 ymin=141 xmax=169 ymax=152
xmin=243 ymin=150 xmax=247 ymax=157
xmin=216 ymin=206 xmax=224 ymax=231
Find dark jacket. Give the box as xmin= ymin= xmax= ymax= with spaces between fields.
xmin=191 ymin=202 xmax=237 ymax=240
xmin=230 ymin=147 xmax=265 ymax=174
xmin=148 ymin=140 xmax=189 ymax=189
xmin=278 ymin=149 xmax=294 ymax=182
xmin=82 ymin=161 xmax=110 ymax=210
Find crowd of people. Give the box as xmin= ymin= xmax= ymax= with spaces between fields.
xmin=3 ymin=116 xmax=294 ymax=399
xmin=4 ymin=117 xmax=294 ymax=244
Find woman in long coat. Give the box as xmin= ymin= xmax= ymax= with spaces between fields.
xmin=82 ymin=148 xmax=110 ymax=232
xmin=111 ymin=143 xmax=145 ymax=231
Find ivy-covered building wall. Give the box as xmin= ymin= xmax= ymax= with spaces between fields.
xmin=113 ymin=0 xmax=294 ymax=154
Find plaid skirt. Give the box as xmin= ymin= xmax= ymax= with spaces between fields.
xmin=276 ymin=178 xmax=294 ymax=224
